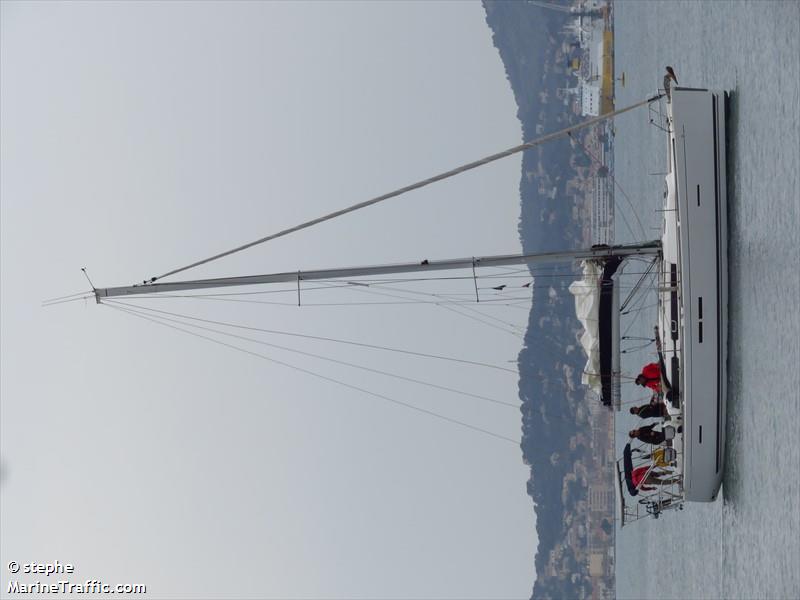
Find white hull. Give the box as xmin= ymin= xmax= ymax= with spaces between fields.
xmin=662 ymin=88 xmax=728 ymax=502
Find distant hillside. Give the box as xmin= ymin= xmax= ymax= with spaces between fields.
xmin=483 ymin=2 xmax=611 ymax=599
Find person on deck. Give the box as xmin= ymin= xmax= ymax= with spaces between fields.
xmin=629 ymin=423 xmax=666 ymax=445
xmin=630 ymin=465 xmax=675 ymax=491
xmin=630 ymin=402 xmax=668 ymax=419
xmin=635 ymin=362 xmax=663 ymax=392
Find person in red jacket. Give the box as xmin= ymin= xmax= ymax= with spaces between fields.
xmin=635 ymin=362 xmax=662 ymax=392
xmin=630 ymin=465 xmax=675 ymax=491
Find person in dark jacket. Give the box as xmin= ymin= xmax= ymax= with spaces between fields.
xmin=629 ymin=424 xmax=665 ymax=445
xmin=630 ymin=402 xmax=668 ymax=419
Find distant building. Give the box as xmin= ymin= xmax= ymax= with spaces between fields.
xmin=588 ymin=486 xmax=614 ymax=510
xmin=588 ymin=553 xmax=604 ymax=577
xmin=581 ymin=84 xmax=601 ymax=116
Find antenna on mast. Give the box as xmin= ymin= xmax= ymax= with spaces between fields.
xmin=81 ymin=268 xmax=96 ymax=291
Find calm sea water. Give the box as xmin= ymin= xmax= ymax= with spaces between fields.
xmin=612 ymin=2 xmax=799 ymax=599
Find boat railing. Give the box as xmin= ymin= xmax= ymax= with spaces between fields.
xmin=648 ymin=93 xmax=670 ymax=134
xmin=617 ymin=439 xmax=685 ymax=527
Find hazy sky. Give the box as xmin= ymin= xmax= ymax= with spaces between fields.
xmin=1 ymin=2 xmax=535 ymax=598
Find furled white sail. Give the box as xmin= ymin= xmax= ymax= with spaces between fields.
xmin=569 ymin=260 xmax=603 ymax=394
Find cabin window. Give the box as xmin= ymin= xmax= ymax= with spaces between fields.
xmin=670 ymin=264 xmax=679 ymax=341
xmin=698 ymin=297 xmax=704 ymax=342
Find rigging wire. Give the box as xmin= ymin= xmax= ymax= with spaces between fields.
xmin=322 ymin=270 xmax=662 ymax=283
xmin=437 ymin=300 xmax=527 ymax=334
xmin=101 ymin=300 xmax=518 ymax=374
xmin=42 ymin=294 xmax=95 ymax=307
xmin=620 ymin=256 xmax=659 ymax=312
xmin=621 ymin=270 xmax=658 ymax=339
xmin=103 ymin=300 xmax=519 ymax=409
xmin=350 ymin=276 xmax=532 ymax=316
xmin=316 ymin=278 xmax=527 ymax=324
xmin=106 ymin=300 xmax=592 ymax=422
xmin=621 ymin=340 xmax=655 ymax=354
xmin=567 ymin=130 xmax=648 ymax=241
xmin=145 ymin=94 xmax=663 ymax=284
xmin=365 ymin=281 xmax=529 ymax=334
xmin=622 ymin=302 xmax=658 ymax=315
xmin=42 ymin=289 xmax=94 ymax=304
xmin=435 ymin=302 xmax=526 ymax=339
xmin=104 ymin=303 xmax=519 ymax=445
xmin=106 ymin=293 xmax=539 ymax=307
xmin=314 ymin=280 xmax=526 ymax=339
xmin=103 ymin=287 xmax=658 ymax=426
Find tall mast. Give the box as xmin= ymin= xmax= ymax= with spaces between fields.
xmin=95 ymin=241 xmax=660 ymax=301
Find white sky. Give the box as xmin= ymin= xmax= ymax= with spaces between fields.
xmin=1 ymin=2 xmax=535 ymax=598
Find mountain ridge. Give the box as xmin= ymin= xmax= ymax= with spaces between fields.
xmin=483 ymin=2 xmax=615 ymax=598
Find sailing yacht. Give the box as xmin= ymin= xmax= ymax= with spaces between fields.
xmin=89 ymin=82 xmax=728 ymax=520
xmin=658 ymin=86 xmax=729 ymax=502
xmin=616 ymin=85 xmax=728 ymax=524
